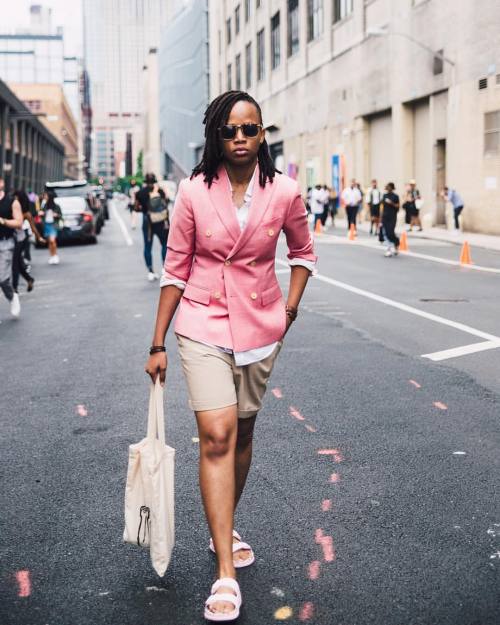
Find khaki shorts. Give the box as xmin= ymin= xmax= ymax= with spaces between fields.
xmin=176 ymin=334 xmax=282 ymax=419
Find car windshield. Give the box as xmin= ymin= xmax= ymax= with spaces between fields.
xmin=57 ymin=196 xmax=87 ymax=215
xmin=48 ymin=183 xmax=92 ymax=198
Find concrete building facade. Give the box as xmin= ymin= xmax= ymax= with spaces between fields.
xmin=142 ymin=48 xmax=162 ymax=177
xmin=159 ymin=0 xmax=209 ymax=179
xmin=9 ymin=83 xmax=79 ymax=179
xmin=82 ymin=0 xmax=167 ymax=184
xmin=209 ymin=0 xmax=500 ymax=234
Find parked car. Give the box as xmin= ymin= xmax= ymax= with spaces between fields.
xmin=56 ymin=196 xmax=97 ymax=244
xmin=46 ymin=180 xmax=105 ymax=233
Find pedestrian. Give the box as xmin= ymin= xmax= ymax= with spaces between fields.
xmin=405 ymin=179 xmax=423 ymax=231
xmin=328 ymin=186 xmax=338 ymax=227
xmin=145 ymin=90 xmax=316 ymax=622
xmin=310 ymin=184 xmax=325 ymax=231
xmin=305 ymin=186 xmax=312 ymax=214
xmin=0 ymin=177 xmax=23 ymax=317
xmin=135 ymin=173 xmax=169 ymax=282
xmin=366 ymin=179 xmax=382 ymax=235
xmin=341 ymin=179 xmax=362 ymax=231
xmin=320 ymin=185 xmax=330 ymax=226
xmin=356 ymin=182 xmax=364 ymax=223
xmin=443 ymin=186 xmax=464 ymax=231
xmin=381 ymin=182 xmax=400 ymax=257
xmin=128 ymin=178 xmax=140 ymax=230
xmin=12 ymin=189 xmax=44 ymax=293
xmin=25 ymin=189 xmax=40 ymax=265
xmin=40 ymin=191 xmax=63 ymax=264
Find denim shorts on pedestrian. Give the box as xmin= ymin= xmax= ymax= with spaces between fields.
xmin=44 ymin=223 xmax=57 ymax=239
xmin=176 ymin=334 xmax=283 ymax=419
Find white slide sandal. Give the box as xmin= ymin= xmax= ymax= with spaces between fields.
xmin=204 ymin=577 xmax=242 ymax=622
xmin=209 ymin=530 xmax=255 ymax=568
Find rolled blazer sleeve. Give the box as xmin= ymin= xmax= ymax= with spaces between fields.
xmin=161 ymin=179 xmax=195 ymax=284
xmin=283 ymin=183 xmax=318 ymax=267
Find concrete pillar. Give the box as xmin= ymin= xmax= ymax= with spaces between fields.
xmin=18 ymin=121 xmax=26 ymax=189
xmin=0 ymin=104 xmax=7 ymax=178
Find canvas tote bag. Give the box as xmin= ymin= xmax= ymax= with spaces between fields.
xmin=123 ymin=379 xmax=175 ymax=576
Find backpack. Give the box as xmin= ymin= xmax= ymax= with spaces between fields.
xmin=148 ymin=195 xmax=169 ymax=224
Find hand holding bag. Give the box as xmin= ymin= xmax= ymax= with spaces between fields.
xmin=123 ymin=379 xmax=175 ymax=576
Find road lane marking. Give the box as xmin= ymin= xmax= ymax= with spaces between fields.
xmin=299 ymin=602 xmax=315 ymax=621
xmin=329 ymin=472 xmax=340 ymax=483
xmin=289 ymin=406 xmax=305 ymax=421
xmin=322 ymin=499 xmax=332 ymax=511
xmin=324 ymin=235 xmax=500 ymax=274
xmin=15 ymin=570 xmax=31 ymax=597
xmin=307 ymin=561 xmax=321 ymax=580
xmin=272 ymin=387 xmax=283 ymax=398
xmin=274 ymin=606 xmax=293 ymax=620
xmin=276 ymin=259 xmax=500 ymax=356
xmin=76 ymin=404 xmax=88 ymax=416
xmin=409 ymin=379 xmax=422 ymax=388
xmin=111 ymin=201 xmax=133 ymax=246
xmin=422 ymin=340 xmax=500 ymax=361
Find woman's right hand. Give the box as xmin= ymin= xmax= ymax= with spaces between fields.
xmin=145 ymin=351 xmax=168 ymax=386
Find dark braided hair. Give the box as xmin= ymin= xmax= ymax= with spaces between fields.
xmin=191 ymin=91 xmax=277 ymax=188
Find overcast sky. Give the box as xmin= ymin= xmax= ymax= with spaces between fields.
xmin=2 ymin=1 xmax=83 ymax=56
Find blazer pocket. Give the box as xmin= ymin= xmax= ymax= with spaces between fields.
xmin=183 ymin=283 xmax=211 ymax=305
xmin=261 ymin=283 xmax=282 ymax=306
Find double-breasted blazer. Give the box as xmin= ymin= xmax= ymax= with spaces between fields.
xmin=162 ymin=164 xmax=317 ymax=352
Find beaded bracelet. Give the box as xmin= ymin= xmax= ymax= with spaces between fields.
xmin=149 ymin=345 xmax=166 ymax=355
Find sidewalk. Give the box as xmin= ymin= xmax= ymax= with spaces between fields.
xmin=330 ymin=218 xmax=500 ymax=252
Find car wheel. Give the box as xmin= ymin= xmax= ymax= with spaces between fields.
xmin=89 ymin=235 xmax=98 ymax=244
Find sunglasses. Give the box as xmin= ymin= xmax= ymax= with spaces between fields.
xmin=218 ymin=123 xmax=263 ymax=140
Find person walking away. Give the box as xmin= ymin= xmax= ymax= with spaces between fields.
xmin=328 ymin=186 xmax=337 ymax=227
xmin=443 ymin=186 xmax=464 ymax=231
xmin=366 ymin=179 xmax=382 ymax=235
xmin=320 ymin=185 xmax=330 ymax=226
xmin=145 ymin=90 xmax=316 ymax=621
xmin=40 ymin=191 xmax=63 ymax=264
xmin=0 ymin=178 xmax=23 ymax=317
xmin=129 ymin=178 xmax=140 ymax=229
xmin=148 ymin=182 xmax=169 ymax=264
xmin=406 ymin=179 xmax=423 ymax=231
xmin=25 ymin=189 xmax=39 ymax=265
xmin=310 ymin=184 xmax=325 ymax=231
xmin=136 ymin=173 xmax=169 ymax=281
xmin=355 ymin=182 xmax=364 ymax=223
xmin=341 ymin=179 xmax=362 ymax=231
xmin=12 ymin=189 xmax=44 ymax=293
xmin=381 ymin=182 xmax=400 ymax=257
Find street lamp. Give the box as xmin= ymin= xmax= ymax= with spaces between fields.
xmin=366 ymin=26 xmax=455 ymax=67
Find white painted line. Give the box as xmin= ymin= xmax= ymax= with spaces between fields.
xmin=276 ymin=258 xmax=500 ymax=345
xmin=111 ymin=201 xmax=133 ymax=246
xmin=422 ymin=341 xmax=500 ymax=361
xmin=325 ymin=235 xmax=500 ymax=274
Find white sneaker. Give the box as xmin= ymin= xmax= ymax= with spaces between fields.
xmin=147 ymin=271 xmax=158 ymax=282
xmin=10 ymin=293 xmax=21 ymax=318
xmin=384 ymin=249 xmax=393 ymax=257
xmin=48 ymin=256 xmax=54 ymax=264
xmin=52 ymin=255 xmax=60 ymax=265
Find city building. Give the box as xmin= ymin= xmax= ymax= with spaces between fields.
xmin=0 ymin=78 xmax=64 ymax=191
xmin=142 ymin=48 xmax=162 ymax=177
xmin=9 ymin=83 xmax=79 ymax=179
xmin=82 ymin=0 xmax=167 ymax=184
xmin=159 ymin=0 xmax=209 ymax=179
xmin=208 ymin=0 xmax=500 ymax=234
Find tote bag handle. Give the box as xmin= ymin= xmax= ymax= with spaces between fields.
xmin=146 ymin=378 xmax=166 ymax=447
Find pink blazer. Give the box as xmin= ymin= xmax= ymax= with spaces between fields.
xmin=163 ymin=164 xmax=317 ymax=352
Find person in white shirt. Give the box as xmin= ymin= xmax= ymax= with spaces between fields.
xmin=341 ymin=179 xmax=362 ymax=231
xmin=310 ymin=184 xmax=325 ymax=230
xmin=366 ymin=179 xmax=383 ymax=235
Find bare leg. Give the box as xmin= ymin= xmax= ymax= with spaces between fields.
xmin=234 ymin=415 xmax=256 ymax=509
xmin=196 ymin=404 xmax=238 ymax=615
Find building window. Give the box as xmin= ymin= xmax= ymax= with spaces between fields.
xmin=287 ymin=0 xmax=300 ymax=57
xmin=245 ymin=42 xmax=252 ymax=88
xmin=433 ymin=50 xmax=444 ymax=75
xmin=271 ymin=12 xmax=281 ymax=69
xmin=245 ymin=0 xmax=251 ymax=21
xmin=307 ymin=0 xmax=323 ymax=42
xmin=226 ymin=18 xmax=232 ymax=44
xmin=333 ymin=0 xmax=353 ymax=23
xmin=227 ymin=63 xmax=232 ymax=90
xmin=257 ymin=28 xmax=265 ymax=81
xmin=235 ymin=5 xmax=241 ymax=35
xmin=235 ymin=54 xmax=241 ymax=90
xmin=484 ymin=111 xmax=500 ymax=155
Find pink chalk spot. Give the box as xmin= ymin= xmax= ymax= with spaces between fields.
xmin=76 ymin=404 xmax=88 ymax=417
xmin=330 ymin=472 xmax=340 ymax=483
xmin=15 ymin=570 xmax=31 ymax=597
xmin=289 ymin=406 xmax=305 ymax=421
xmin=433 ymin=401 xmax=448 ymax=410
xmin=321 ymin=499 xmax=332 ymax=511
xmin=299 ymin=602 xmax=315 ymax=621
xmin=304 ymin=424 xmax=317 ymax=433
xmin=320 ymin=535 xmax=335 ymax=562
xmin=307 ymin=560 xmax=321 ymax=580
xmin=409 ymin=379 xmax=422 ymax=389
xmin=315 ymin=528 xmax=324 ymax=543
xmin=317 ymin=449 xmax=340 ymax=455
xmin=272 ymin=388 xmax=283 ymax=399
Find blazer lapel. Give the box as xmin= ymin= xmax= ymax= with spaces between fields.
xmin=228 ymin=164 xmax=277 ymax=258
xmin=207 ymin=166 xmax=241 ymax=244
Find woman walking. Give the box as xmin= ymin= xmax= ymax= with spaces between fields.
xmin=145 ymin=91 xmax=316 ymax=621
xmin=40 ymin=191 xmax=62 ymax=264
xmin=12 ymin=189 xmax=44 ymax=293
xmin=0 ymin=177 xmax=23 ymax=317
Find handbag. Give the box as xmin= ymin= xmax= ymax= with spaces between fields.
xmin=123 ymin=379 xmax=175 ymax=576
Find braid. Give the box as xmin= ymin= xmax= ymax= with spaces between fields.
xmin=191 ymin=90 xmax=277 ymax=188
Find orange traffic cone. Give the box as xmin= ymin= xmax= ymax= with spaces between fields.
xmin=399 ymin=231 xmax=409 ymax=252
xmin=459 ymin=241 xmax=472 ymax=265
xmin=348 ymin=223 xmax=356 ymax=241
xmin=314 ymin=219 xmax=322 ymax=235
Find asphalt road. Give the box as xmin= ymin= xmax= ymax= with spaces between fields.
xmin=1 ymin=202 xmax=499 ymax=625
